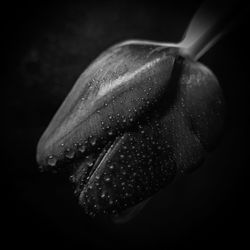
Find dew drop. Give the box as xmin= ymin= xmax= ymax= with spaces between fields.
xmin=87 ymin=161 xmax=94 ymax=167
xmin=65 ymin=149 xmax=75 ymax=159
xmin=48 ymin=155 xmax=57 ymax=166
xmin=79 ymin=144 xmax=86 ymax=153
xmin=90 ymin=137 xmax=96 ymax=146
xmin=69 ymin=175 xmax=75 ymax=183
xmin=105 ymin=177 xmax=111 ymax=182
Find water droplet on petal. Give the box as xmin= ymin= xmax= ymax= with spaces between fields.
xmin=48 ymin=155 xmax=57 ymax=166
xmin=65 ymin=149 xmax=75 ymax=159
xmin=90 ymin=137 xmax=96 ymax=146
xmin=87 ymin=160 xmax=94 ymax=167
xmin=69 ymin=175 xmax=75 ymax=183
xmin=79 ymin=144 xmax=86 ymax=153
xmin=105 ymin=177 xmax=111 ymax=182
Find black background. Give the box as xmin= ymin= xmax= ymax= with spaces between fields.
xmin=4 ymin=0 xmax=249 ymax=249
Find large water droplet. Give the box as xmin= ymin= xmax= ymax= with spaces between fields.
xmin=65 ymin=149 xmax=75 ymax=159
xmin=105 ymin=177 xmax=111 ymax=182
xmin=87 ymin=161 xmax=94 ymax=167
xmin=69 ymin=175 xmax=75 ymax=183
xmin=48 ymin=155 xmax=57 ymax=166
xmin=79 ymin=144 xmax=86 ymax=153
xmin=90 ymin=137 xmax=96 ymax=146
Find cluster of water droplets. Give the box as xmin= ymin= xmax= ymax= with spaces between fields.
xmin=78 ymin=113 xmax=178 ymax=216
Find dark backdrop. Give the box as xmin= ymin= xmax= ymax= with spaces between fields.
xmin=4 ymin=1 xmax=249 ymax=249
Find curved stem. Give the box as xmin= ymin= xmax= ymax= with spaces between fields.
xmin=114 ymin=1 xmax=244 ymax=61
xmin=178 ymin=1 xmax=242 ymax=60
